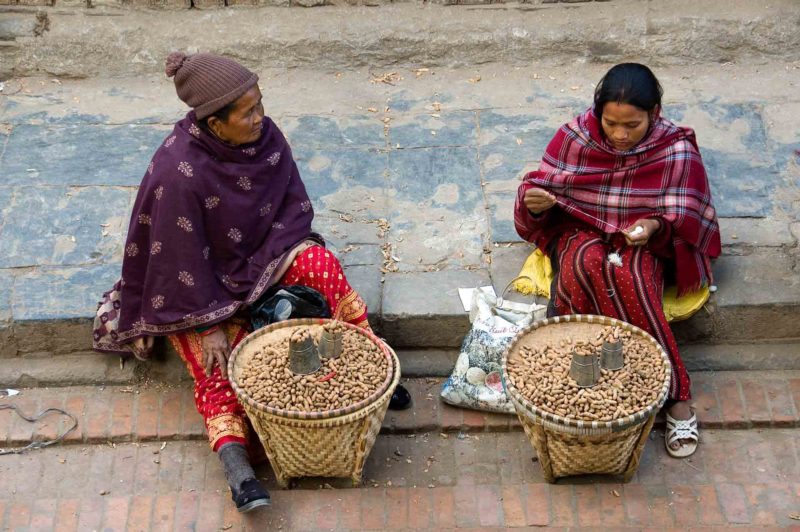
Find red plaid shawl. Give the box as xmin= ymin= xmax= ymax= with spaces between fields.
xmin=515 ymin=108 xmax=721 ymax=295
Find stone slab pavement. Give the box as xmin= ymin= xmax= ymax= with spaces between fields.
xmin=0 ymin=61 xmax=799 ymax=357
xmin=1 ymin=429 xmax=800 ymax=530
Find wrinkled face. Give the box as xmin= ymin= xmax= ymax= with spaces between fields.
xmin=600 ymin=102 xmax=653 ymax=151
xmin=208 ymin=85 xmax=265 ymax=146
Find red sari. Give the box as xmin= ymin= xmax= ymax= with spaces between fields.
xmin=515 ymin=109 xmax=721 ymax=402
xmin=168 ymin=245 xmax=369 ymax=451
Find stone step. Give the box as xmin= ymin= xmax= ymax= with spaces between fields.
xmin=1 ymin=64 xmax=798 ymax=365
xmin=2 ymin=338 xmax=800 ymax=389
xmin=1 ymin=372 xmax=799 ymax=450
xmin=2 ymin=0 xmax=799 ymax=78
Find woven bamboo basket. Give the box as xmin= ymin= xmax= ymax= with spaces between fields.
xmin=501 ymin=314 xmax=671 ymax=483
xmin=228 ymin=318 xmax=400 ymax=487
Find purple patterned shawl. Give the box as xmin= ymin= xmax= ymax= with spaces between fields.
xmin=93 ymin=112 xmax=317 ymax=352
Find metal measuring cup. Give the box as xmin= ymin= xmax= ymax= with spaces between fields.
xmin=288 ymin=329 xmax=321 ymax=374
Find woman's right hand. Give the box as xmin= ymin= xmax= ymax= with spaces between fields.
xmin=201 ymin=329 xmax=231 ymax=378
xmin=524 ymin=188 xmax=557 ymax=214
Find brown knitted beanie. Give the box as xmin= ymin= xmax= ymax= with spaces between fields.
xmin=165 ymin=52 xmax=259 ymax=120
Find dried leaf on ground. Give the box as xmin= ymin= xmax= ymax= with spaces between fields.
xmin=370 ymin=72 xmax=403 ymax=85
xmin=468 ymin=76 xmax=482 ymax=83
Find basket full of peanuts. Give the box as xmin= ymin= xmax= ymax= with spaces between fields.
xmin=228 ymin=318 xmax=399 ymax=487
xmin=501 ymin=314 xmax=671 ymax=483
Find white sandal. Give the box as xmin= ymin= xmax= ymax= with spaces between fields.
xmin=665 ymin=411 xmax=699 ymax=458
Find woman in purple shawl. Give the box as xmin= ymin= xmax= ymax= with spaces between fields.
xmin=92 ymin=53 xmax=408 ymax=512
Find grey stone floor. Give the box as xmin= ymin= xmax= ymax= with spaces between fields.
xmin=0 ymin=61 xmax=798 ymax=352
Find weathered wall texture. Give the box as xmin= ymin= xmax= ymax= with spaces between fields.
xmin=1 ymin=0 xmax=799 ymax=78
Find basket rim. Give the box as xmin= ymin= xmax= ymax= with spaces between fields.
xmin=501 ymin=314 xmax=672 ymax=432
xmin=228 ymin=318 xmax=395 ymax=421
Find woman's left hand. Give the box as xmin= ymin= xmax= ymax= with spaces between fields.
xmin=201 ymin=329 xmax=231 ymax=378
xmin=623 ymin=218 xmax=661 ymax=247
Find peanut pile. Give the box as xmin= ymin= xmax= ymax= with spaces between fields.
xmin=239 ymin=325 xmax=391 ymax=412
xmin=506 ymin=326 xmax=667 ymax=421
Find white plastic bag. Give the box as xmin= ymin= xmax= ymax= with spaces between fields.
xmin=441 ymin=278 xmax=547 ymax=413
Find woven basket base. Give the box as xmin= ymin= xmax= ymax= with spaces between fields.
xmin=518 ymin=411 xmax=655 ymax=483
xmin=245 ymin=396 xmax=390 ymax=487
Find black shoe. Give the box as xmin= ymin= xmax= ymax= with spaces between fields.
xmin=388 ymin=384 xmax=412 ymax=410
xmin=232 ymin=478 xmax=271 ymax=513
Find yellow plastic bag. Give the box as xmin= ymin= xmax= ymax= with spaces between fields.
xmin=513 ymin=249 xmax=709 ymax=322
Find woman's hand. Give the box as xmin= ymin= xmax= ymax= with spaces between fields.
xmin=623 ymin=218 xmax=661 ymax=247
xmin=524 ymin=188 xmax=557 ymax=214
xmin=201 ymin=329 xmax=231 ymax=378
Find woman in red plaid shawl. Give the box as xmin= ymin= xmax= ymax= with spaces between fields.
xmin=514 ymin=63 xmax=721 ymax=459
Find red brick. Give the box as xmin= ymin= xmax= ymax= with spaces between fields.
xmin=695 ymin=484 xmax=725 ymax=525
xmin=157 ymin=390 xmax=182 ymax=439
xmin=788 ymin=378 xmax=800 ymax=419
xmin=112 ymin=449 xmax=138 ymax=496
xmin=549 ymin=485 xmax=576 ymax=526
xmin=646 ymin=485 xmax=675 ymax=526
xmin=692 ymin=373 xmax=722 ymax=427
xmin=125 ymin=495 xmax=154 ymax=532
xmin=360 ymin=488 xmax=386 ymax=529
xmin=110 ymin=393 xmax=135 ymax=440
xmin=453 ymin=484 xmax=480 ymax=527
xmin=598 ymin=485 xmax=626 ymax=527
xmin=574 ymin=484 xmax=602 ymax=527
xmin=431 ymin=486 xmax=457 ymax=528
xmin=135 ymin=391 xmax=159 ymax=439
xmin=739 ymin=378 xmax=772 ymax=425
xmin=485 ymin=412 xmax=513 ymax=432
xmin=763 ymin=379 xmax=799 ymax=425
xmin=174 ymin=491 xmax=199 ymax=530
xmin=29 ymin=498 xmax=57 ymax=531
xmin=195 ymin=491 xmax=224 ymax=532
xmin=439 ymin=404 xmax=463 ymax=431
xmin=179 ymin=387 xmax=205 ymax=439
xmin=500 ymin=485 xmax=526 ymax=527
xmin=0 ymin=404 xmax=15 ymax=445
xmin=523 ymin=482 xmax=549 ymax=526
xmin=13 ymin=453 xmax=43 ymax=496
xmin=151 ymin=494 xmax=177 ymax=531
xmin=9 ymin=396 xmax=39 ymax=443
xmin=745 ymin=483 xmax=795 ymax=526
xmin=85 ymin=391 xmax=113 ymax=440
xmin=474 ymin=484 xmax=503 ymax=527
xmin=6 ymin=502 xmax=31 ymax=529
xmin=385 ymin=487 xmax=409 ymax=529
xmin=76 ymin=498 xmax=103 ymax=532
xmin=312 ymin=488 xmax=340 ymax=530
xmin=336 ymin=486 xmax=363 ymax=529
xmin=716 ymin=483 xmax=751 ymax=524
xmin=462 ymin=409 xmax=487 ymax=432
xmin=62 ymin=395 xmax=86 ymax=443
xmin=622 ymin=484 xmax=651 ymax=525
xmin=179 ymin=443 xmax=208 ymax=488
xmin=716 ymin=377 xmax=749 ymax=428
xmin=102 ymin=496 xmax=130 ymax=532
xmin=220 ymin=495 xmax=244 ymax=530
xmin=134 ymin=446 xmax=161 ymax=495
xmin=670 ymin=485 xmax=699 ymax=527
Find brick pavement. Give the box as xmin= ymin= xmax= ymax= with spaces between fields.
xmin=1 ymin=430 xmax=800 ymax=530
xmin=2 ymin=371 xmax=800 ymax=448
xmin=1 ymin=371 xmax=800 ymax=529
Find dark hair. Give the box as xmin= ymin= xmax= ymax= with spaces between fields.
xmin=593 ymin=63 xmax=663 ymax=118
xmin=198 ymin=100 xmax=237 ymax=131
